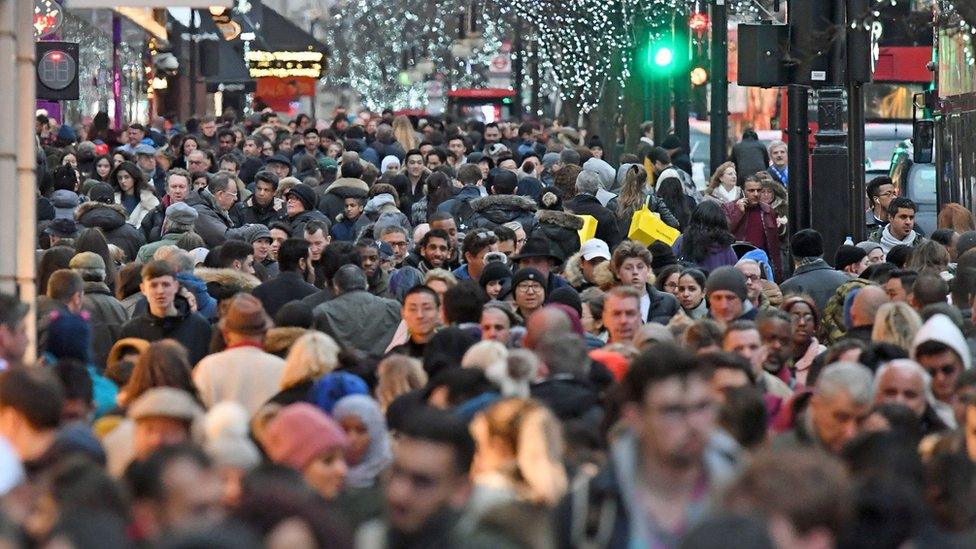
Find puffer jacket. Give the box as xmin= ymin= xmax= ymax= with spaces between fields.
xmin=467 ymin=195 xmax=539 ymax=236
xmin=75 ymin=201 xmax=147 ymax=262
xmin=535 ymin=210 xmax=583 ymax=263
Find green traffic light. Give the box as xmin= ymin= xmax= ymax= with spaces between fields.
xmin=654 ymin=47 xmax=674 ymax=67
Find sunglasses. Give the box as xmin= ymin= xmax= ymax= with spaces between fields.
xmin=925 ymin=364 xmax=957 ymax=378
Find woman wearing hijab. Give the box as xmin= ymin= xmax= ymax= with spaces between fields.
xmin=332 ymin=395 xmax=393 ymax=527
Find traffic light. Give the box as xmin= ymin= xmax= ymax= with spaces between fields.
xmin=36 ymin=41 xmax=79 ymax=101
xmin=653 ymin=45 xmax=674 ymax=68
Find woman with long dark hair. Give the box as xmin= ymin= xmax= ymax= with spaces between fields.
xmin=657 ymin=177 xmax=695 ymax=231
xmin=91 ymin=155 xmax=114 ymax=183
xmin=109 ymin=161 xmax=159 ymax=227
xmin=672 ymin=200 xmax=737 ymax=272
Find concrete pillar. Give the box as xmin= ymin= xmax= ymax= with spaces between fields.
xmin=0 ymin=0 xmax=38 ymax=362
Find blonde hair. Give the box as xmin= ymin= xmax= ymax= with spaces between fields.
xmin=707 ymin=161 xmax=737 ymax=192
xmin=462 ymin=340 xmax=508 ymax=371
xmin=424 ymin=268 xmax=458 ymax=289
xmin=376 ymin=355 xmax=427 ymax=411
xmin=470 ymin=398 xmax=568 ymax=506
xmin=871 ymin=302 xmax=922 ymax=351
xmin=279 ymin=332 xmax=341 ymax=389
xmin=392 ymin=115 xmax=419 ymax=151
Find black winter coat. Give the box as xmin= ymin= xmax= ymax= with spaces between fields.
xmin=645 ymin=284 xmax=681 ymax=325
xmin=564 ymin=193 xmax=622 ymax=248
xmin=466 ymin=194 xmax=539 ymax=236
xmin=534 ymin=210 xmax=583 ymax=263
xmin=75 ymin=202 xmax=146 ymax=262
xmin=252 ymin=271 xmax=320 ymax=318
xmin=119 ymin=298 xmax=212 ymax=365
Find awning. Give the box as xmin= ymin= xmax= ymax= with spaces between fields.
xmin=205 ymin=40 xmax=255 ymax=93
xmin=249 ymin=5 xmax=327 ymax=54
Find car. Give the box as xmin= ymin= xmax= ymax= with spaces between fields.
xmin=889 ymin=140 xmax=937 ymax=236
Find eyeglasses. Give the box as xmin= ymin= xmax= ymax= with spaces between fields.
xmin=742 ymin=274 xmax=761 ymax=282
xmin=516 ymin=283 xmax=543 ymax=293
xmin=790 ymin=312 xmax=814 ymax=323
xmin=878 ymin=191 xmax=896 ymax=198
xmin=221 ymin=189 xmax=238 ymax=199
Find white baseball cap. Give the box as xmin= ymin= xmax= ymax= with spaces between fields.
xmin=580 ymin=239 xmax=611 ymax=261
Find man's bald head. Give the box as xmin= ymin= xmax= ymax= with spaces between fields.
xmin=851 ymin=285 xmax=889 ymax=328
xmin=523 ymin=306 xmax=572 ymax=350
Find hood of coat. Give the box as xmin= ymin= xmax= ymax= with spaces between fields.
xmin=470 ymin=194 xmax=538 ymax=214
xmin=537 ymin=209 xmax=584 ymax=230
xmin=592 ymin=261 xmax=656 ymax=291
xmin=563 ymin=252 xmax=587 ymax=288
xmin=76 ymin=201 xmax=127 ymax=230
xmin=193 ymin=267 xmax=261 ymax=293
xmin=913 ymin=314 xmax=972 ymax=371
xmin=326 ymin=177 xmax=369 ymax=194
xmin=264 ymin=327 xmax=309 ymax=356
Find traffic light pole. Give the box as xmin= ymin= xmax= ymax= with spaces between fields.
xmin=787 ymin=84 xmax=811 ymax=234
xmin=673 ymin=9 xmax=691 ymax=154
xmin=709 ymin=0 xmax=728 ymax=172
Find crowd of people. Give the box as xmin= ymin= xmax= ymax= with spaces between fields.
xmin=4 ymin=108 xmax=976 ymax=547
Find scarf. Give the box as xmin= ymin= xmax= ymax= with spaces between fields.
xmin=712 ymin=184 xmax=741 ymax=204
xmin=769 ymin=165 xmax=788 ymax=185
xmin=879 ymin=225 xmax=917 ymax=253
xmin=332 ymin=395 xmax=392 ymax=488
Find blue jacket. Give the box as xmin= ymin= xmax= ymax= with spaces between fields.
xmin=330 ymin=215 xmax=361 ymax=242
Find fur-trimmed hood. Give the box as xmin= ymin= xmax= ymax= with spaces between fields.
xmin=470 ymin=194 xmax=538 ymax=214
xmin=193 ymin=267 xmax=261 ymax=300
xmin=564 ymin=251 xmax=588 ymax=288
xmin=591 ymin=261 xmax=656 ymax=291
xmin=75 ymin=200 xmax=128 ymax=230
xmin=537 ymin=209 xmax=583 ymax=230
xmin=264 ymin=327 xmax=309 ymax=357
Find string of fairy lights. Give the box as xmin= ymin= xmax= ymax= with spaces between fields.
xmin=936 ymin=0 xmax=976 ymax=66
xmin=322 ymin=0 xmax=972 ymax=111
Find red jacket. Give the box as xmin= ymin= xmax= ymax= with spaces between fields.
xmin=722 ymin=201 xmax=782 ymax=280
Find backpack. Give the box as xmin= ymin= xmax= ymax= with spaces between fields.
xmin=819 ymin=278 xmax=873 ymax=345
xmin=455 ymin=199 xmax=476 ymax=233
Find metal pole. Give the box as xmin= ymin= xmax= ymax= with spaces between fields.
xmin=310 ymin=19 xmax=319 ymax=121
xmin=846 ymin=0 xmax=868 ymax=241
xmin=810 ymin=87 xmax=850 ymax=261
xmin=673 ymin=8 xmax=691 ymax=154
xmin=709 ymin=0 xmax=728 ymax=173
xmin=787 ymin=84 xmax=810 ymax=233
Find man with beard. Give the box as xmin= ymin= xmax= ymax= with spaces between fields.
xmin=756 ymin=310 xmax=794 ymax=388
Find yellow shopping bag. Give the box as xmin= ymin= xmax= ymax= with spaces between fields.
xmin=628 ymin=205 xmax=680 ymax=246
xmin=577 ymin=215 xmax=598 ymax=245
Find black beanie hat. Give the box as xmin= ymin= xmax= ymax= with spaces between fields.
xmin=284 ymin=184 xmax=317 ymax=211
xmin=705 ymin=266 xmax=748 ymax=302
xmin=479 ymin=261 xmax=512 ymax=288
xmin=512 ymin=268 xmax=545 ymax=290
xmin=834 ymin=245 xmax=867 ymax=270
xmin=790 ymin=229 xmax=824 ymax=258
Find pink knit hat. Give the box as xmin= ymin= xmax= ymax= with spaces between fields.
xmin=264 ymin=403 xmax=348 ymax=471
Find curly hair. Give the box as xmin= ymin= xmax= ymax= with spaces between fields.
xmin=552 ymin=164 xmax=582 ymax=201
